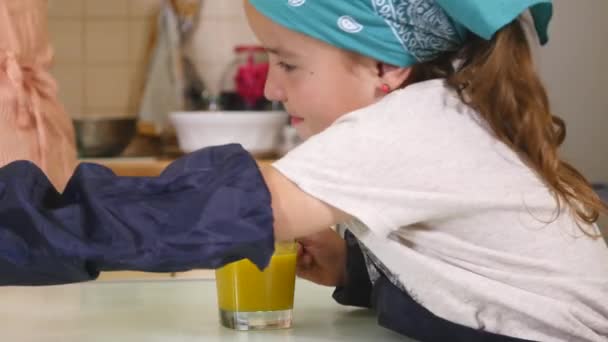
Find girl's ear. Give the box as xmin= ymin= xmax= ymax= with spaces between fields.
xmin=378 ymin=63 xmax=413 ymax=90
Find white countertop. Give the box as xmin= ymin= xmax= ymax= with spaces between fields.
xmin=0 ymin=279 xmax=413 ymax=342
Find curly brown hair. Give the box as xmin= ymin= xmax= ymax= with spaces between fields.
xmin=410 ymin=19 xmax=607 ymax=236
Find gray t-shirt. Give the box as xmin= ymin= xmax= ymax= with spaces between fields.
xmin=273 ymin=79 xmax=608 ymax=341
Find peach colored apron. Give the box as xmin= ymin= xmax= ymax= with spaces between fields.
xmin=0 ymin=0 xmax=76 ymax=190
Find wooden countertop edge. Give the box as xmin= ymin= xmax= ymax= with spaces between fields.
xmin=81 ymin=158 xmax=275 ymax=177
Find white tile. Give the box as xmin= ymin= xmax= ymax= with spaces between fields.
xmin=85 ymin=0 xmax=128 ymax=17
xmin=84 ymin=20 xmax=129 ymax=63
xmin=50 ymin=65 xmax=84 ymax=117
xmin=127 ymin=63 xmax=148 ymax=113
xmin=128 ymin=19 xmax=154 ymax=63
xmin=226 ymin=18 xmax=259 ymax=46
xmin=129 ymin=0 xmax=163 ymax=18
xmin=201 ymin=0 xmax=243 ymax=18
xmin=231 ymin=0 xmax=249 ymax=21
xmin=48 ymin=20 xmax=83 ymax=63
xmin=85 ymin=66 xmax=131 ymax=109
xmin=48 ymin=0 xmax=83 ymax=18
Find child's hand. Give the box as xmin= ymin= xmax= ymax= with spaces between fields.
xmin=296 ymin=228 xmax=347 ymax=287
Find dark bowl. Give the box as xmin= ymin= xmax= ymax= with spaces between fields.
xmin=73 ymin=117 xmax=137 ymax=158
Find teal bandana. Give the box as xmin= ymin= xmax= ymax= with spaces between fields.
xmin=248 ymin=0 xmax=553 ymax=67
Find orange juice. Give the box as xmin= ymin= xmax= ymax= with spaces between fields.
xmin=215 ymin=243 xmax=297 ymax=313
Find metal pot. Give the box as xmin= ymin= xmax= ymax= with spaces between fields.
xmin=73 ymin=117 xmax=137 ymax=158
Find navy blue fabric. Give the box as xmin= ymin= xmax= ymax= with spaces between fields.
xmin=0 ymin=144 xmax=275 ymax=286
xmin=332 ymin=231 xmax=373 ymax=309
xmin=333 ymin=231 xmax=535 ymax=342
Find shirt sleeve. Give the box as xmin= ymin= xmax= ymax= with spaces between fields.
xmin=332 ymin=230 xmax=374 ymax=308
xmin=0 ymin=144 xmax=274 ymax=286
xmin=272 ymin=90 xmax=476 ymax=238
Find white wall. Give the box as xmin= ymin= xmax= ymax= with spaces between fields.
xmin=536 ymin=0 xmax=608 ymax=183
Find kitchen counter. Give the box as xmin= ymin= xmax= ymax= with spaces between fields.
xmin=0 ymin=279 xmax=411 ymax=342
xmin=80 ymin=157 xmax=173 ymax=177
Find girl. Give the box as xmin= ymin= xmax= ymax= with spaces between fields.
xmin=0 ymin=0 xmax=77 ymax=190
xmin=0 ymin=1 xmax=606 ymax=341
xmin=243 ymin=0 xmax=608 ymax=341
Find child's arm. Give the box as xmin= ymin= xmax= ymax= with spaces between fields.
xmin=261 ymin=165 xmax=352 ymax=241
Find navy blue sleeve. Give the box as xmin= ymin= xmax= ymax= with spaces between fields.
xmin=332 ymin=232 xmax=533 ymax=341
xmin=0 ymin=144 xmax=274 ymax=286
xmin=332 ymin=230 xmax=373 ymax=308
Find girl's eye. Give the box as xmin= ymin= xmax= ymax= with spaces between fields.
xmin=278 ymin=62 xmax=297 ymax=72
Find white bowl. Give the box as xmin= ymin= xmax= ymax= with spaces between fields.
xmin=170 ymin=111 xmax=289 ymax=155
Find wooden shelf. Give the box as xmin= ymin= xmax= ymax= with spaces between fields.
xmin=81 ymin=157 xmax=274 ymax=177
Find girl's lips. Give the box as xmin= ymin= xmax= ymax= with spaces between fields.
xmin=290 ymin=116 xmax=304 ymax=125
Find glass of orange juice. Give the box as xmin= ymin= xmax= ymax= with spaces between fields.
xmin=215 ymin=242 xmax=297 ymax=330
